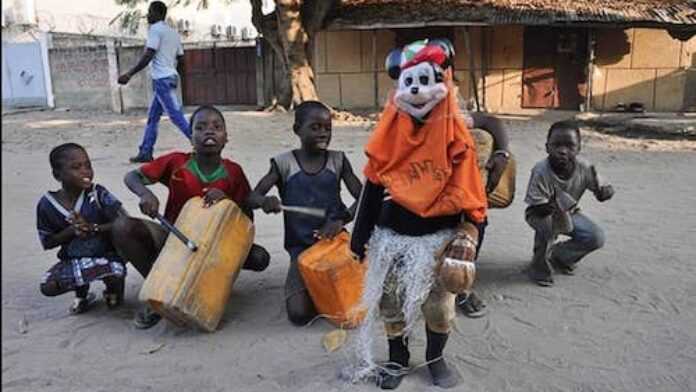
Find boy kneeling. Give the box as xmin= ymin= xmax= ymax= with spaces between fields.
xmin=112 ymin=105 xmax=270 ymax=328
xmin=525 ymin=120 xmax=614 ymax=287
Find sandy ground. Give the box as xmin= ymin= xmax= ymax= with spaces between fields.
xmin=2 ymin=108 xmax=696 ymax=392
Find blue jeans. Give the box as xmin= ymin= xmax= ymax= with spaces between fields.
xmin=526 ymin=212 xmax=605 ymax=277
xmin=139 ymin=76 xmax=191 ymax=155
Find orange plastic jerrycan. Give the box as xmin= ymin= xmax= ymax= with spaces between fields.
xmin=298 ymin=231 xmax=367 ymax=328
xmin=139 ymin=197 xmax=254 ymax=332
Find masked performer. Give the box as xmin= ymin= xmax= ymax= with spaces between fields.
xmin=349 ymin=39 xmax=487 ymax=390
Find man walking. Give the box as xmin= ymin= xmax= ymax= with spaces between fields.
xmin=118 ymin=1 xmax=191 ymax=163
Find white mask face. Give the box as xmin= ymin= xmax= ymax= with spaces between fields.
xmin=394 ymin=62 xmax=448 ymax=120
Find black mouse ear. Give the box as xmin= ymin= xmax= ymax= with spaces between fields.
xmin=429 ymin=38 xmax=455 ymax=70
xmin=385 ymin=48 xmax=403 ymax=80
xmin=434 ymin=67 xmax=444 ymax=83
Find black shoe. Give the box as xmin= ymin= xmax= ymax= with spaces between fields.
xmin=378 ymin=363 xmax=408 ymax=390
xmin=456 ymin=292 xmax=487 ymax=318
xmin=528 ymin=268 xmax=554 ymax=287
xmin=378 ymin=336 xmax=410 ymax=390
xmin=129 ymin=153 xmax=153 ymax=163
xmin=426 ymin=328 xmax=459 ymax=389
xmin=134 ymin=306 xmax=162 ymax=329
xmin=550 ymin=258 xmax=576 ymax=275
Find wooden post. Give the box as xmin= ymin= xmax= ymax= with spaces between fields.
xmin=464 ymin=27 xmax=480 ymax=112
xmin=481 ymin=27 xmax=487 ymax=111
xmin=116 ymin=40 xmax=125 ymax=114
xmin=106 ymin=39 xmax=123 ymax=114
xmin=255 ymin=37 xmax=264 ymax=108
xmin=584 ymin=29 xmax=595 ymax=112
xmin=372 ymin=29 xmax=378 ymax=108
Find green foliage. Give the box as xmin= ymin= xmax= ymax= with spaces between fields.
xmin=109 ymin=0 xmax=236 ymax=34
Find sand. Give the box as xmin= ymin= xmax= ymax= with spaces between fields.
xmin=2 ymin=108 xmax=696 ymax=392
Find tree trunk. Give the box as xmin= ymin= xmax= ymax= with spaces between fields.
xmin=276 ymin=0 xmax=318 ymax=107
xmin=250 ymin=0 xmax=292 ymax=109
xmin=251 ymin=0 xmax=338 ymax=110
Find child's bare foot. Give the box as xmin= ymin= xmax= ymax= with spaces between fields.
xmin=70 ymin=293 xmax=96 ymax=314
xmin=103 ymin=290 xmax=123 ymax=309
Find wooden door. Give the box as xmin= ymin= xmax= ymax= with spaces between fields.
xmin=522 ymin=27 xmax=588 ymax=110
xmin=181 ymin=46 xmax=257 ymax=105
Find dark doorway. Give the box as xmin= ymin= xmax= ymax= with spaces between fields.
xmin=522 ymin=27 xmax=588 ymax=109
xmin=181 ymin=46 xmax=257 ymax=105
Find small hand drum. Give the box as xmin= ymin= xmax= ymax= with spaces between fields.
xmin=436 ymin=222 xmax=479 ymax=294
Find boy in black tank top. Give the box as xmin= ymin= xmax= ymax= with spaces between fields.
xmin=247 ymin=101 xmax=363 ymax=325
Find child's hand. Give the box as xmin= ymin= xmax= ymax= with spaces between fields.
xmin=315 ymin=220 xmax=344 ymax=240
xmin=202 ymin=188 xmax=227 ymax=208
xmin=261 ymin=196 xmax=282 ymax=214
xmin=67 ymin=212 xmax=92 ymax=238
xmin=596 ymin=184 xmax=614 ymax=202
xmin=139 ymin=193 xmax=160 ymax=218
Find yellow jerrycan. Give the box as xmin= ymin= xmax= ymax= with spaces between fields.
xmin=298 ymin=231 xmax=366 ymax=329
xmin=139 ymin=197 xmax=254 ymax=332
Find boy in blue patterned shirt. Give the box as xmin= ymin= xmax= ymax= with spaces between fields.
xmin=37 ymin=143 xmax=126 ymax=314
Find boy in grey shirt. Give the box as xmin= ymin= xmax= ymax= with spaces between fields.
xmin=525 ymin=120 xmax=614 ymax=286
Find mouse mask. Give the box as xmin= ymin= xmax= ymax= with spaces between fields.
xmin=386 ymin=39 xmax=455 ymax=120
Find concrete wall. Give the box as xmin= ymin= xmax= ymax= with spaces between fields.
xmin=592 ymin=28 xmax=696 ymax=112
xmin=47 ymin=33 xmax=151 ymax=112
xmin=31 ymin=0 xmax=262 ymax=43
xmin=316 ymin=26 xmax=693 ymax=113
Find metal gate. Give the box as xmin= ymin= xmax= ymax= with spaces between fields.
xmin=181 ymin=46 xmax=257 ymax=105
xmin=2 ymin=41 xmax=48 ymax=108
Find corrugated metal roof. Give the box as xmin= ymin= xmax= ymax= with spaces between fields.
xmin=332 ymin=0 xmax=696 ymax=29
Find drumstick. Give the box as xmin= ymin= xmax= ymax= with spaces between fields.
xmin=280 ymin=205 xmax=326 ymax=218
xmin=155 ymin=213 xmax=198 ymax=252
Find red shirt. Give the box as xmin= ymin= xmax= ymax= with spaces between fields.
xmin=139 ymin=152 xmax=251 ymax=222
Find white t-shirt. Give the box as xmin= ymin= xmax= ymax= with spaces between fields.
xmin=146 ymin=21 xmax=184 ymax=80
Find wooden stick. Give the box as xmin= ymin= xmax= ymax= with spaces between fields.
xmin=280 ymin=205 xmax=326 ymax=218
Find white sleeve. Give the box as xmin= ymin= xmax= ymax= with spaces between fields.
xmin=146 ymin=26 xmax=161 ymax=51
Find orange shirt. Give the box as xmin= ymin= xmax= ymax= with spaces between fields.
xmin=364 ymin=77 xmax=487 ymax=224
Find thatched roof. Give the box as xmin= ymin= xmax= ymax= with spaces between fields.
xmin=332 ymin=0 xmax=696 ymax=29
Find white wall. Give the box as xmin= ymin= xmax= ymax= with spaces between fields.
xmin=26 ymin=0 xmax=262 ymax=42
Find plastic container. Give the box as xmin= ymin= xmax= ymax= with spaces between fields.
xmin=298 ymin=231 xmax=366 ymax=328
xmin=471 ymin=128 xmax=516 ymax=208
xmin=139 ymin=197 xmax=254 ymax=332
